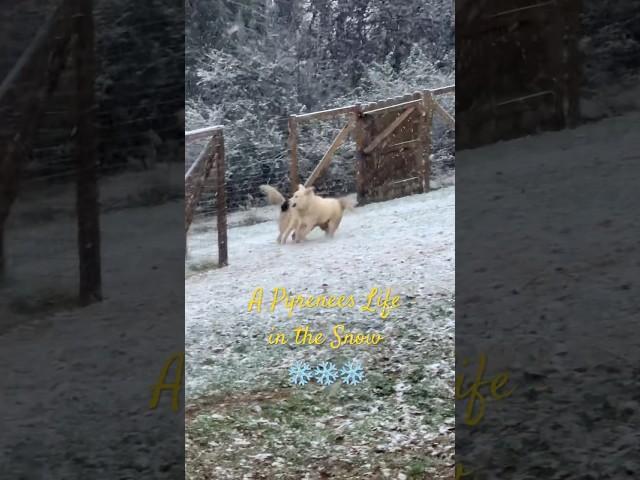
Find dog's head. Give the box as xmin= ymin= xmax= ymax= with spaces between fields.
xmin=290 ymin=185 xmax=314 ymax=210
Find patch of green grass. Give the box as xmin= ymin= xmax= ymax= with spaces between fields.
xmin=405 ymin=377 xmax=454 ymax=427
xmin=189 ymin=413 xmax=235 ymax=446
xmin=186 ymin=260 xmax=220 ymax=276
xmin=279 ymin=391 xmax=333 ymax=418
xmin=368 ymin=372 xmax=395 ymax=397
xmin=288 ymin=417 xmax=306 ymax=430
xmin=407 ymin=459 xmax=431 ymax=479
xmin=407 ymin=368 xmax=426 ymax=385
xmin=233 ymin=343 xmax=249 ymax=354
xmin=428 ymin=300 xmax=454 ymax=321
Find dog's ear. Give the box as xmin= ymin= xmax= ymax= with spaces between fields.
xmin=305 ymin=186 xmax=315 ymax=195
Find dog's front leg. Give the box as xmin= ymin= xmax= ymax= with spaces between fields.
xmin=281 ymin=219 xmax=298 ymax=244
xmin=281 ymin=226 xmax=293 ymax=244
xmin=295 ymin=223 xmax=313 ymax=243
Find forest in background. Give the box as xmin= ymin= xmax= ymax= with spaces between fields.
xmin=185 ymin=0 xmax=455 ymax=209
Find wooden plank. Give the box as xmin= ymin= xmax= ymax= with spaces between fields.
xmin=185 ymin=134 xmax=217 ymax=233
xmin=460 ymin=1 xmax=555 ymax=37
xmin=0 ymin=0 xmax=74 ymax=134
xmin=363 ymin=106 xmax=416 ymax=154
xmin=431 ymin=85 xmax=455 ymax=96
xmin=74 ymin=0 xmax=102 ymax=305
xmin=363 ymin=99 xmax=421 ymax=116
xmin=389 ymin=176 xmax=420 ymax=185
xmin=294 ymin=104 xmax=357 ymax=122
xmin=185 ymin=128 xmax=222 ymax=179
xmin=304 ymin=118 xmax=355 ymax=187
xmin=431 ymin=98 xmax=455 ymax=127
xmin=288 ymin=116 xmax=299 ymax=194
xmin=494 ymin=90 xmax=554 ymax=107
xmin=0 ymin=2 xmax=72 ymax=105
xmin=0 ymin=1 xmax=74 ymax=280
xmin=381 ymin=138 xmax=420 ymax=154
xmin=488 ymin=1 xmax=555 ymax=18
xmin=215 ymin=133 xmax=228 ymax=267
xmin=185 ymin=125 xmax=224 ymax=143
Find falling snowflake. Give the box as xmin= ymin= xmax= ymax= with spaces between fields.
xmin=314 ymin=361 xmax=338 ymax=386
xmin=289 ymin=361 xmax=312 ymax=386
xmin=340 ymin=360 xmax=365 ymax=385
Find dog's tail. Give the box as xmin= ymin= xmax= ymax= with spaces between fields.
xmin=259 ymin=184 xmax=285 ymax=206
xmin=338 ymin=196 xmax=357 ymax=211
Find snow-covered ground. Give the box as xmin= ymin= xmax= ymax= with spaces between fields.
xmin=185 ymin=186 xmax=455 ymax=478
xmin=186 ymin=187 xmax=455 ymax=396
xmin=456 ymin=111 xmax=640 ymax=478
xmin=0 ymin=166 xmax=184 ymax=478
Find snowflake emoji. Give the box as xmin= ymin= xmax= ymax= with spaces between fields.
xmin=314 ymin=361 xmax=339 ymax=386
xmin=340 ymin=360 xmax=365 ymax=385
xmin=289 ymin=361 xmax=313 ymax=386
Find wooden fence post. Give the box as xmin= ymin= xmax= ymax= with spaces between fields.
xmin=74 ymin=0 xmax=101 ymax=305
xmin=421 ymin=91 xmax=435 ymax=193
xmin=413 ymin=92 xmax=428 ymax=193
xmin=353 ymin=105 xmax=368 ymax=205
xmin=215 ymin=132 xmax=228 ymax=267
xmin=565 ymin=0 xmax=581 ymax=128
xmin=0 ymin=139 xmax=19 ymax=281
xmin=288 ymin=115 xmax=299 ymax=194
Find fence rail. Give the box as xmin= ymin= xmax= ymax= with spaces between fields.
xmin=185 ymin=125 xmax=225 ymax=144
xmin=288 ymin=86 xmax=455 ymax=203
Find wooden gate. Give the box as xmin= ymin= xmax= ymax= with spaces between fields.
xmin=289 ymin=87 xmax=454 ymax=206
xmin=355 ymin=95 xmax=425 ymax=203
xmin=457 ymin=0 xmax=581 ymax=149
xmin=0 ymin=0 xmax=101 ymax=305
xmin=185 ymin=126 xmax=228 ymax=267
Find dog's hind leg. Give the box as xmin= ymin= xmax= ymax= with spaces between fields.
xmin=318 ymin=222 xmax=330 ymax=236
xmin=326 ymin=216 xmax=342 ymax=238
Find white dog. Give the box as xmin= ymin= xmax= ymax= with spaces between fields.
xmin=261 ymin=184 xmax=330 ymax=243
xmin=260 ymin=184 xmax=296 ymax=243
xmin=281 ymin=185 xmax=355 ymax=244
